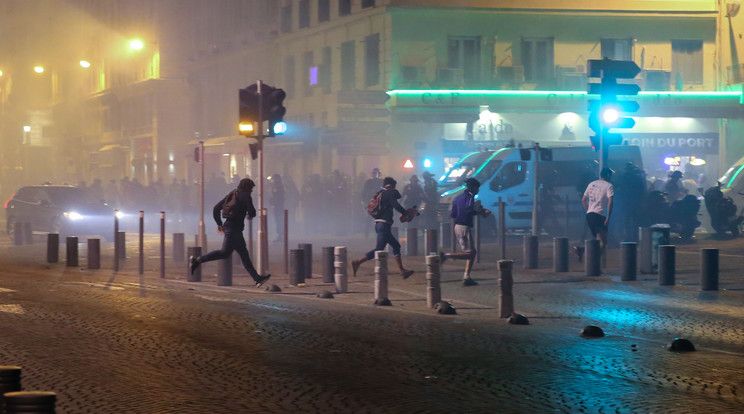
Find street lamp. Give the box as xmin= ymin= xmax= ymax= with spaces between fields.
xmin=33 ymin=66 xmax=44 ymax=74
xmin=79 ymin=60 xmax=91 ymax=68
xmin=129 ymin=39 xmax=144 ymax=51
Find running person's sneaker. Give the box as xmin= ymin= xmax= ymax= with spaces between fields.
xmin=463 ymin=278 xmax=478 ymax=286
xmin=401 ymin=269 xmax=414 ymax=279
xmin=439 ymin=251 xmax=447 ymax=265
xmin=573 ymin=245 xmax=585 ymax=263
xmin=351 ymin=259 xmax=361 ymax=278
xmin=254 ymin=274 xmax=271 ymax=288
xmin=190 ymin=256 xmax=200 ymax=275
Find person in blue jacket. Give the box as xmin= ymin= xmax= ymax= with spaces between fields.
xmin=440 ymin=178 xmax=491 ymax=286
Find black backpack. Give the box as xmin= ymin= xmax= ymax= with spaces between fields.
xmin=221 ymin=190 xmax=239 ymax=218
xmin=367 ymin=190 xmax=384 ymax=218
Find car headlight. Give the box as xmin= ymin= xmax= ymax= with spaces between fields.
xmin=63 ymin=212 xmax=83 ymax=221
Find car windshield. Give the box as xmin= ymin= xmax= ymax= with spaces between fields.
xmin=45 ymin=187 xmax=96 ymax=206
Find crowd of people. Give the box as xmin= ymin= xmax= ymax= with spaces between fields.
xmin=67 ymin=168 xmax=438 ymax=237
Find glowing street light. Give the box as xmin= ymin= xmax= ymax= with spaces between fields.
xmin=23 ymin=125 xmax=31 ymax=132
xmin=129 ymin=39 xmax=144 ymax=50
xmin=0 ymin=70 xmax=3 ymax=77
xmin=79 ymin=60 xmax=91 ymax=68
xmin=33 ymin=66 xmax=44 ymax=74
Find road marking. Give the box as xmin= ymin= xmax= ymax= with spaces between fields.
xmin=0 ymin=304 xmax=24 ymax=314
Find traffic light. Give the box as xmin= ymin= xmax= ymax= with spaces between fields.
xmin=238 ymin=83 xmax=287 ymax=137
xmin=263 ymin=87 xmax=287 ymax=137
xmin=587 ymin=58 xmax=641 ymax=153
xmin=238 ymin=86 xmax=259 ymax=136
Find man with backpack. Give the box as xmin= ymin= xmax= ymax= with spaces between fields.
xmin=190 ymin=178 xmax=271 ymax=287
xmin=352 ymin=177 xmax=415 ymax=279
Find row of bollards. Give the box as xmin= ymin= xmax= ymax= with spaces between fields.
xmin=0 ymin=366 xmax=56 ymax=413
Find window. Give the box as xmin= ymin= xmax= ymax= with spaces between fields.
xmin=362 ymin=0 xmax=375 ymax=8
xmin=448 ymin=36 xmax=481 ymax=86
xmin=284 ymin=56 xmax=295 ymax=98
xmin=321 ymin=46 xmax=332 ymax=94
xmin=339 ymin=0 xmax=351 ymax=16
xmin=489 ymin=162 xmax=527 ymax=192
xmin=303 ymin=51 xmax=314 ymax=96
xmin=341 ymin=40 xmax=355 ymax=90
xmin=672 ymin=39 xmax=703 ymax=86
xmin=299 ymin=0 xmax=309 ymax=29
xmin=520 ymin=37 xmax=554 ymax=83
xmin=365 ymin=33 xmax=380 ymax=87
xmin=318 ymin=0 xmax=330 ymax=22
xmin=280 ymin=3 xmax=291 ymax=33
xmin=601 ymin=38 xmax=633 ymax=61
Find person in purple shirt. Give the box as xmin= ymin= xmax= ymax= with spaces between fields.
xmin=439 ymin=178 xmax=491 ymax=286
xmin=351 ymin=177 xmax=415 ymax=279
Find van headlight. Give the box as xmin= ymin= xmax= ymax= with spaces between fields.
xmin=63 ymin=212 xmax=83 ymax=221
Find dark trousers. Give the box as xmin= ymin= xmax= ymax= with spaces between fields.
xmin=365 ymin=221 xmax=400 ymax=260
xmin=200 ymin=227 xmax=260 ymax=280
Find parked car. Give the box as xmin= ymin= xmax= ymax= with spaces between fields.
xmin=4 ymin=185 xmax=117 ymax=241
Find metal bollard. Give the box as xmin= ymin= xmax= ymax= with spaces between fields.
xmin=13 ymin=222 xmax=22 ymax=246
xmin=139 ymin=211 xmax=144 ymax=275
xmin=425 ymin=229 xmax=438 ymax=255
xmin=475 ymin=216 xmax=481 ymax=263
xmin=620 ymin=242 xmax=637 ymax=281
xmin=701 ymin=248 xmax=719 ymax=291
xmin=321 ymin=246 xmax=335 ymax=283
xmin=66 ymin=236 xmax=78 ymax=267
xmin=498 ymin=260 xmax=514 ymax=318
xmin=374 ymin=251 xmax=389 ymax=301
xmin=114 ymin=210 xmax=119 ymax=272
xmin=553 ymin=237 xmax=569 ymax=272
xmin=406 ymin=227 xmax=418 ymax=256
xmin=3 ymin=391 xmax=56 ymax=414
xmin=389 ymin=227 xmax=398 ymax=255
xmin=638 ymin=227 xmax=652 ymax=274
xmin=117 ymin=231 xmax=126 ymax=260
xmin=87 ymin=238 xmax=100 ymax=270
xmin=173 ymin=233 xmax=185 ymax=262
xmin=499 ymin=198 xmax=506 ymax=260
xmin=425 ymin=255 xmax=442 ymax=308
xmin=289 ymin=249 xmax=305 ymax=286
xmin=160 ymin=212 xmax=165 ymax=279
xmin=298 ymin=243 xmax=312 ymax=279
xmin=0 ymin=366 xmax=22 ymax=407
xmin=23 ymin=222 xmax=32 ymax=245
xmin=658 ymin=245 xmax=675 ymax=286
xmin=334 ymin=246 xmax=348 ymax=293
xmin=439 ymin=221 xmax=451 ymax=250
xmin=585 ymin=239 xmax=601 ymax=276
xmin=218 ymin=253 xmax=232 ymax=286
xmin=47 ymin=233 xmax=59 ymax=263
xmin=523 ymin=235 xmax=538 ymax=269
xmin=186 ymin=246 xmax=202 ymax=282
xmin=284 ymin=209 xmax=289 ymax=274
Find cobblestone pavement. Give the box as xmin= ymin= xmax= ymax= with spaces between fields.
xmin=0 ymin=232 xmax=742 ymax=413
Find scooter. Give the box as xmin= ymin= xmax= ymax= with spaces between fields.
xmin=704 ymin=182 xmax=743 ymax=236
xmin=645 ymin=190 xmax=701 ymax=240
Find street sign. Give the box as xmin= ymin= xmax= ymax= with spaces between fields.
xmin=337 ymin=90 xmax=390 ymax=105
xmin=587 ymin=58 xmax=641 ymax=79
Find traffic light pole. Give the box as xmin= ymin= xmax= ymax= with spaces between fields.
xmin=532 ymin=142 xmax=539 ymax=236
xmin=256 ymin=80 xmax=269 ymax=275
xmin=198 ymin=140 xmax=206 ymax=249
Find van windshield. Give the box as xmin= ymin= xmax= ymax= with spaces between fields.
xmin=720 ymin=162 xmax=744 ymax=190
xmin=439 ymin=151 xmax=494 ymax=186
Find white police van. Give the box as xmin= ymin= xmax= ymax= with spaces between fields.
xmin=438 ymin=145 xmax=643 ymax=232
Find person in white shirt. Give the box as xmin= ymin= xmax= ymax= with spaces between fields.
xmin=582 ymin=167 xmax=614 ymax=252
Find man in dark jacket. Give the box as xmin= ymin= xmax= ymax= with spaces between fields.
xmin=190 ymin=178 xmax=270 ymax=287
xmin=351 ymin=177 xmax=415 ymax=279
xmin=439 ymin=178 xmax=490 ymax=286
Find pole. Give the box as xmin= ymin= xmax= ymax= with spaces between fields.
xmin=198 ymin=140 xmax=206 ymax=248
xmin=160 ymin=211 xmax=166 ymax=279
xmin=139 ymin=211 xmax=144 ymax=275
xmin=114 ymin=209 xmax=119 ymax=272
xmin=257 ymin=79 xmax=268 ymax=274
xmin=532 ymin=142 xmax=540 ymax=236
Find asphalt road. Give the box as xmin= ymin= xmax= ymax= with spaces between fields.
xmin=0 ymin=232 xmax=742 ymax=413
